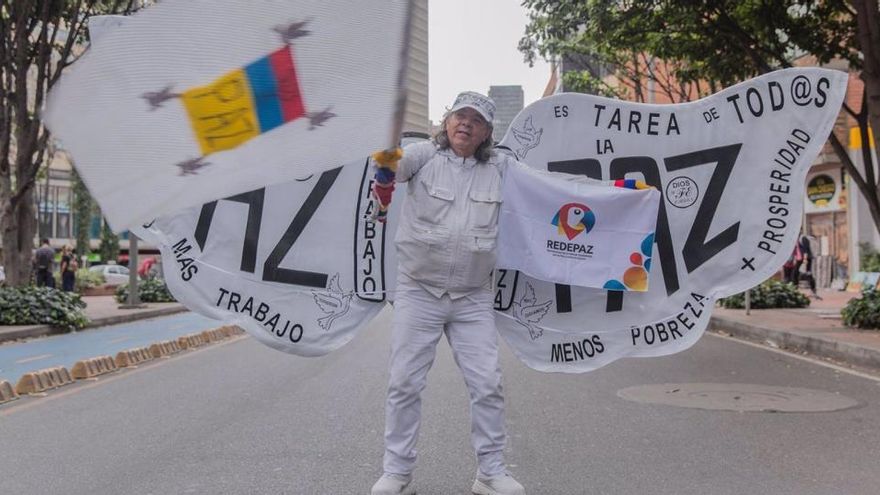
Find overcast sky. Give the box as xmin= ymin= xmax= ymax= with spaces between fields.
xmin=428 ymin=0 xmax=552 ymax=123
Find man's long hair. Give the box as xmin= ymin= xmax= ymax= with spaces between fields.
xmin=433 ymin=113 xmax=495 ymax=163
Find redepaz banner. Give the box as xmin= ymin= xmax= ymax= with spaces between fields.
xmin=497 ymin=165 xmax=661 ymax=292
xmin=492 ymin=68 xmax=847 ymax=372
xmin=45 ymin=0 xmax=411 ymax=232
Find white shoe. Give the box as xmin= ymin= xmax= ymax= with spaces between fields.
xmin=371 ymin=473 xmax=415 ymax=495
xmin=472 ymin=472 xmax=525 ymax=495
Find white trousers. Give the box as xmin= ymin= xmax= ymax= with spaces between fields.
xmin=383 ymin=281 xmax=507 ymax=477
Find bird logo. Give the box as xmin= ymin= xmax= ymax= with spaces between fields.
xmin=312 ymin=273 xmax=352 ymax=331
xmin=511 ymin=283 xmax=552 ymax=341
xmin=511 ymin=115 xmax=543 ymax=159
xmin=551 ymin=202 xmax=595 ymax=240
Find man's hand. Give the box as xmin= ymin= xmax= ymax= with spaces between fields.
xmin=368 ymin=148 xmax=403 ymax=223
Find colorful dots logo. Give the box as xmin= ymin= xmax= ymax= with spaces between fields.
xmin=551 ymin=202 xmax=595 ymax=240
xmin=603 ymin=233 xmax=655 ymax=292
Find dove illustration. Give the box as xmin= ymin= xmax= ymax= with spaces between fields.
xmin=307 ymin=107 xmax=337 ymax=130
xmin=312 ymin=273 xmax=353 ymax=331
xmin=511 ymin=115 xmax=543 ymax=159
xmin=510 ymin=283 xmax=552 ymax=340
xmin=274 ymin=20 xmax=312 ymax=43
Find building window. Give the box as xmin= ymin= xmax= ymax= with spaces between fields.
xmin=56 ymin=186 xmax=71 ymax=238
xmin=38 ymin=186 xmax=56 ymax=238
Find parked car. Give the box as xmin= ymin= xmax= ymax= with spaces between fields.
xmin=88 ymin=264 xmax=132 ymax=286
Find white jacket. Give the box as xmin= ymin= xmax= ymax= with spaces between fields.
xmin=394 ymin=141 xmax=510 ymax=298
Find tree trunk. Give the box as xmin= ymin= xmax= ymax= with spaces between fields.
xmin=0 ymin=186 xmax=37 ymax=286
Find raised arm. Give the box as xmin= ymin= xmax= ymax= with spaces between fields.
xmin=369 ymin=141 xmax=436 ymax=222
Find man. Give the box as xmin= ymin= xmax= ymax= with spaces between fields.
xmin=795 ymin=234 xmax=821 ymax=299
xmin=34 ymin=238 xmax=55 ymax=288
xmin=370 ymin=92 xmax=525 ymax=495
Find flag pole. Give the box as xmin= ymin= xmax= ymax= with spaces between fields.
xmin=388 ymin=0 xmax=415 ymax=149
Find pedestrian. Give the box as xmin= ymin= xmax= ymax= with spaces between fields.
xmin=795 ymin=234 xmax=821 ymax=299
xmin=370 ymin=92 xmax=535 ymax=495
xmin=60 ymin=245 xmax=77 ymax=292
xmin=783 ymin=246 xmax=798 ymax=285
xmin=34 ymin=238 xmax=55 ymax=288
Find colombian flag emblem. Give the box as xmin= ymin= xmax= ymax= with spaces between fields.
xmin=141 ymin=21 xmax=335 ymax=175
xmin=181 ymin=45 xmax=306 ymax=155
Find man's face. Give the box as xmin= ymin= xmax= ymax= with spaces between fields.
xmin=445 ymin=107 xmax=491 ymax=158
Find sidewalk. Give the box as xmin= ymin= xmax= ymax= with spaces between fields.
xmin=0 ymin=295 xmax=187 ymax=343
xmin=711 ymin=288 xmax=880 ymax=371
xmin=2 ymin=289 xmax=879 ymax=372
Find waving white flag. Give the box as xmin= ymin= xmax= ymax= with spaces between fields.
xmin=45 ymin=0 xmax=411 ymax=231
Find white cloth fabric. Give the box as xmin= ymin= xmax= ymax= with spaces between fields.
xmin=498 ymin=165 xmax=660 ymax=291
xmin=384 ymin=278 xmax=506 ymax=477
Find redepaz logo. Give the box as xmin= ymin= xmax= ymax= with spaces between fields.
xmin=551 ymin=202 xmax=595 ymax=240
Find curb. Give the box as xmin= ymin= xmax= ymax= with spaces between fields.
xmin=710 ymin=315 xmax=880 ymax=370
xmin=115 ymin=347 xmax=154 ymax=368
xmin=0 ymin=305 xmax=188 ymax=344
xmin=177 ymin=333 xmax=207 ymax=350
xmin=83 ymin=305 xmax=187 ymax=330
xmin=149 ymin=340 xmax=182 ymax=358
xmin=15 ymin=366 xmax=74 ymax=395
xmin=1 ymin=380 xmax=18 ymax=404
xmin=2 ymin=325 xmax=245 ymax=402
xmin=71 ymin=356 xmax=118 ymax=379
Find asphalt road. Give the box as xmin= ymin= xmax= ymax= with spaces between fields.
xmin=2 ymin=308 xmax=880 ymax=495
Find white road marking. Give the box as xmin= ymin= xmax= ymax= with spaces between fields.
xmin=709 ymin=332 xmax=880 ymax=383
xmin=109 ymin=337 xmax=132 ymax=344
xmin=15 ymin=354 xmax=53 ymax=364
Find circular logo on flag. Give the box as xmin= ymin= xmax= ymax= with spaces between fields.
xmin=665 ymin=176 xmax=699 ymax=208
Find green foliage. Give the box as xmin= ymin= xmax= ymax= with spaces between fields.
xmin=561 ymin=70 xmax=621 ymax=98
xmin=74 ymin=268 xmax=105 ymax=292
xmin=98 ymin=218 xmax=119 ymax=264
xmin=520 ymin=1 xmax=859 ymax=90
xmin=72 ymin=170 xmax=93 ymax=260
xmin=718 ymin=280 xmax=810 ymax=309
xmin=0 ymin=286 xmax=88 ymax=331
xmin=53 ymin=268 xmax=104 ymax=294
xmin=115 ymin=278 xmax=176 ymax=303
xmin=842 ymin=288 xmax=880 ymax=329
xmin=859 ymin=242 xmax=880 ymax=273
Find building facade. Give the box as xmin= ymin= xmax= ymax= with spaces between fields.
xmin=488 ymin=85 xmax=524 ymax=142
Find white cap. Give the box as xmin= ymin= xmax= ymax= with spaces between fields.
xmin=448 ymin=91 xmax=496 ymax=124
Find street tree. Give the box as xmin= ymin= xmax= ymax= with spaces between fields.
xmin=521 ymin=0 xmax=880 ymax=234
xmin=71 ymin=169 xmax=91 ymax=261
xmin=0 ymin=0 xmax=137 ymax=286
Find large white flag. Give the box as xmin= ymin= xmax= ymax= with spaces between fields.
xmin=497 ymin=166 xmax=660 ymax=291
xmin=45 ymin=0 xmax=411 ymax=231
xmin=140 ymin=68 xmax=847 ymax=373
